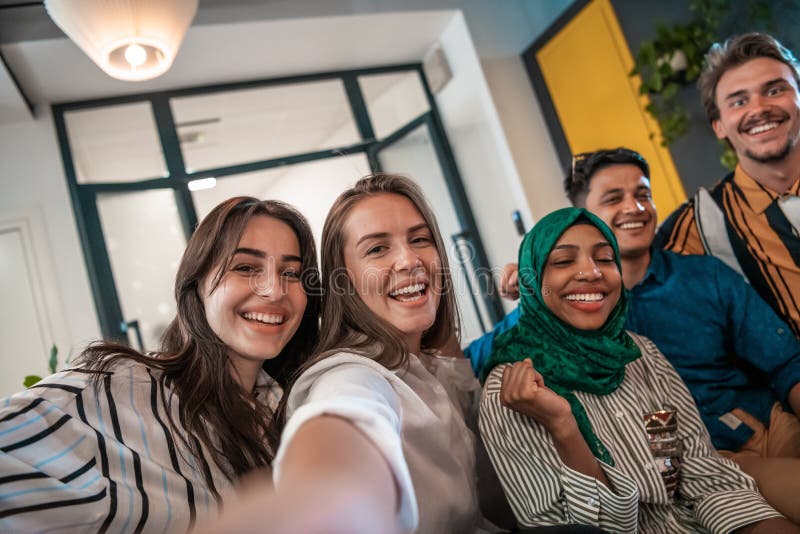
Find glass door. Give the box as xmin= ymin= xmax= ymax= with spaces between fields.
xmin=94 ymin=189 xmax=187 ymax=351
xmin=189 ymin=153 xmax=371 ymax=252
xmin=54 ymin=65 xmax=501 ymax=347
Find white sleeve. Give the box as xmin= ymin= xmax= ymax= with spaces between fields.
xmin=273 ymin=356 xmax=418 ymax=532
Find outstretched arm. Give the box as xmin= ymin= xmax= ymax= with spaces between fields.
xmin=200 ymin=415 xmax=398 ymax=534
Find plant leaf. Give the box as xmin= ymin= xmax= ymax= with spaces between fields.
xmin=49 ymin=345 xmax=58 ymax=374
xmin=648 ymin=72 xmax=663 ymax=92
xmin=24 ymin=375 xmax=43 ymax=388
xmin=662 ymin=82 xmax=680 ymax=99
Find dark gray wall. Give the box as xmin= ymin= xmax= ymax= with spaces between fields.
xmin=611 ymin=0 xmax=724 ymax=195
xmin=611 ymin=0 xmax=800 ymax=196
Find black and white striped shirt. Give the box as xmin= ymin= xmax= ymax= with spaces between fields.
xmin=0 ymin=360 xmax=281 ymax=533
xmin=479 ymin=332 xmax=781 ymax=533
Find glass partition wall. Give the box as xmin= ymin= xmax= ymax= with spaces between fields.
xmin=53 ymin=65 xmax=503 ymax=350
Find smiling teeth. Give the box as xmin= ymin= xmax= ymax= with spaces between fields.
xmin=390 ymin=283 xmax=425 ymax=296
xmin=565 ymin=293 xmax=604 ymax=302
xmin=242 ymin=312 xmax=284 ymax=325
xmin=619 ymin=222 xmax=645 ymax=229
xmin=748 ymin=122 xmax=778 ymax=135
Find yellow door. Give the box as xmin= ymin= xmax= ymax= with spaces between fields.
xmin=536 ymin=0 xmax=686 ymax=218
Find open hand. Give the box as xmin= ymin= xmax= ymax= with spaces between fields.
xmin=500 ymin=359 xmax=572 ymax=430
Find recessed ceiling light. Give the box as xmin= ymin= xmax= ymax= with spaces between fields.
xmin=188 ymin=177 xmax=216 ymax=191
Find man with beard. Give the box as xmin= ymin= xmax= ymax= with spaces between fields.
xmin=469 ymin=148 xmax=800 ymax=523
xmin=656 ymin=33 xmax=800 ymax=340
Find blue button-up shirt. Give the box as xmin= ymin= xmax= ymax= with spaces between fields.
xmin=466 ymin=248 xmax=800 ymax=451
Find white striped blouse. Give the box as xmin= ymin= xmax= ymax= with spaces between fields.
xmin=479 ymin=332 xmax=782 ymax=533
xmin=0 ymin=360 xmax=281 ymax=533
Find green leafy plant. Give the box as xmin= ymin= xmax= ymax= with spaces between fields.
xmin=719 ymin=142 xmax=739 ymax=171
xmin=631 ymin=0 xmax=727 ymax=146
xmin=630 ymin=0 xmax=783 ymax=170
xmin=23 ymin=344 xmax=58 ymax=388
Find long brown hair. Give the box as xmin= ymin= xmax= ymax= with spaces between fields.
xmin=78 ymin=197 xmax=320 ymax=483
xmin=313 ymin=173 xmax=459 ymax=370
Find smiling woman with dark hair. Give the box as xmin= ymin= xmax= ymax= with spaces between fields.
xmin=479 ymin=207 xmax=794 ymax=533
xmin=0 ymin=197 xmax=321 ymax=532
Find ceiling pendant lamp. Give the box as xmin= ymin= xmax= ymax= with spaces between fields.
xmin=44 ymin=0 xmax=198 ymax=82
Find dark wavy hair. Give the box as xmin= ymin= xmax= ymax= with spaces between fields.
xmin=564 ymin=147 xmax=650 ymax=206
xmin=78 ymin=197 xmax=320 ymax=484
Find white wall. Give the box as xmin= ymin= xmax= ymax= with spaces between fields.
xmin=0 ymin=5 xmax=572 ymax=383
xmin=481 ymin=55 xmax=570 ymax=221
xmin=0 ymin=108 xmax=101 ymax=390
xmin=434 ymin=13 xmax=534 ymax=311
xmin=0 ymin=214 xmax=58 ymax=394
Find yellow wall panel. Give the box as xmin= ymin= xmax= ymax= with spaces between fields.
xmin=536 ymin=0 xmax=686 ymax=218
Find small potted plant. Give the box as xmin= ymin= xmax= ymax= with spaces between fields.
xmin=23 ymin=344 xmax=59 ymax=388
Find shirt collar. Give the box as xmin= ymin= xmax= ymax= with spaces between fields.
xmin=733 ymin=165 xmax=800 ymax=214
xmin=253 ymin=369 xmax=283 ymax=409
xmin=638 ymin=247 xmax=667 ymax=286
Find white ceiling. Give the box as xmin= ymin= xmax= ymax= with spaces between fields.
xmin=0 ymin=56 xmax=30 ymax=123
xmin=0 ymin=0 xmax=570 ymax=56
xmin=0 ymin=0 xmax=571 ymax=124
xmin=3 ymin=10 xmax=454 ymax=105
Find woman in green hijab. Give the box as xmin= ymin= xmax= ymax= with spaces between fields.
xmin=478 ymin=208 xmax=785 ymax=533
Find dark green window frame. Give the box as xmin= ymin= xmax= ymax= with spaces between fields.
xmin=52 ymin=63 xmax=504 ymax=344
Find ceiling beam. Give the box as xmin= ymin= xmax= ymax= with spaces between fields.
xmin=0 ymin=48 xmax=34 ymax=117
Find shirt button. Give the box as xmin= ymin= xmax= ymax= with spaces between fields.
xmin=586 ymin=498 xmax=597 ymax=507
xmin=777 ymin=328 xmax=785 ymax=335
xmin=615 ymin=411 xmax=625 ymax=418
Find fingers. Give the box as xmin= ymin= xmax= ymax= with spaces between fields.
xmin=518 ymin=358 xmax=544 ymax=387
xmin=500 ymin=262 xmax=520 ymax=300
xmin=500 ymin=359 xmax=540 ymax=406
xmin=531 ymin=367 xmax=545 ymax=388
xmin=507 ymin=271 xmax=519 ymax=299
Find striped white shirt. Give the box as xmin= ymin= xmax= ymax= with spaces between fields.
xmin=479 ymin=332 xmax=782 ymax=533
xmin=0 ymin=360 xmax=281 ymax=533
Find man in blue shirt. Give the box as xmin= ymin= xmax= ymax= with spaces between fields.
xmin=470 ymin=148 xmax=800 ymax=521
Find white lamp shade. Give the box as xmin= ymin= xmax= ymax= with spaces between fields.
xmin=44 ymin=0 xmax=198 ymax=82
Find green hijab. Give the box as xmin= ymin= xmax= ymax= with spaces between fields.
xmin=484 ymin=207 xmax=640 ymax=465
